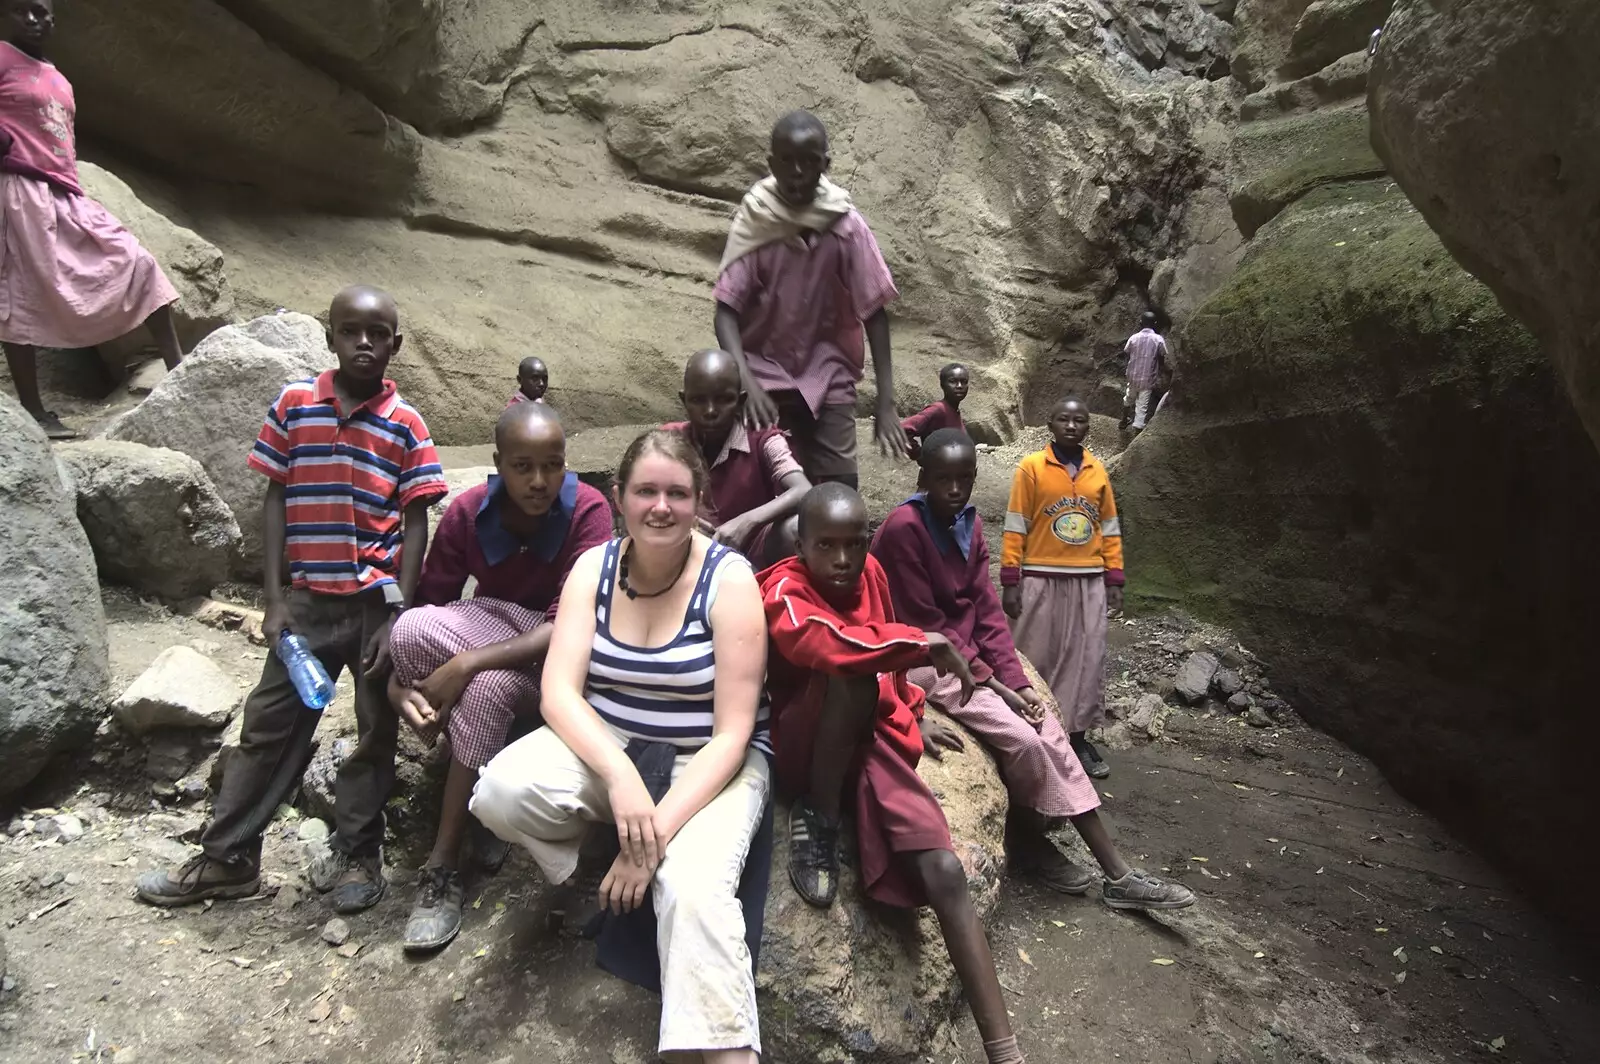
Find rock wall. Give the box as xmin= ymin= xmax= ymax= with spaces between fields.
xmin=1113 ymin=0 xmax=1600 ymax=936
xmin=56 ymin=0 xmax=1240 ymax=446
xmin=1367 ymin=1 xmax=1600 ymax=454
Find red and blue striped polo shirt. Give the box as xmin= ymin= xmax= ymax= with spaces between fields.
xmin=248 ymin=371 xmax=448 ymax=596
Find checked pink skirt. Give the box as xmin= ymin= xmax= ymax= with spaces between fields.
xmin=908 ymin=666 xmax=1100 ymax=819
xmin=389 ymin=599 xmax=545 ymax=770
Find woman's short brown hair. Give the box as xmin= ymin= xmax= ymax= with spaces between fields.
xmin=616 ymin=428 xmax=709 ymax=502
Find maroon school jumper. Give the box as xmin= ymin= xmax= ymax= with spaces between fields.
xmin=870 ymin=499 xmax=1025 ymax=687
xmin=899 ymin=400 xmax=964 ymax=445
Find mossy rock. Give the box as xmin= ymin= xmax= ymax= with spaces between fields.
xmin=1281 ymin=0 xmax=1393 ymax=78
xmin=1229 ymin=104 xmax=1385 ymax=237
xmin=1115 ymin=175 xmax=1600 ymax=938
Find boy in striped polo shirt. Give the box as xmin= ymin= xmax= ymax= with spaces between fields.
xmin=137 ymin=286 xmax=449 ymax=913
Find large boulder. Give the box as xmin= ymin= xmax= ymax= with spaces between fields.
xmin=56 ymin=440 xmax=241 ymax=601
xmin=78 ymin=162 xmax=233 ymax=358
xmin=1116 ymin=177 xmax=1600 ymax=937
xmin=1368 ymin=1 xmax=1600 ymax=455
xmin=759 ymin=706 xmax=1008 ymax=1061
xmin=0 ymin=395 xmax=112 ymax=796
xmin=103 ymin=313 xmax=335 ymax=578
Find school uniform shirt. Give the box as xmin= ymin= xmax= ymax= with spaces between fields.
xmin=505 ymin=391 xmax=546 ymax=408
xmin=248 ymin=371 xmax=448 ymax=596
xmin=414 ymin=472 xmax=613 ymax=612
xmin=870 ymin=497 xmax=1028 ymax=690
xmin=661 ymin=420 xmax=803 ymax=526
xmin=712 ymin=210 xmax=898 ymax=417
xmin=0 ymin=42 xmax=82 ymax=195
xmin=899 ymin=399 xmax=963 ymax=442
xmin=1000 ymin=444 xmax=1124 ymax=587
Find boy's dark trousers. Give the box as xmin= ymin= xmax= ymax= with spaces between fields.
xmin=200 ymin=588 xmax=398 ymax=868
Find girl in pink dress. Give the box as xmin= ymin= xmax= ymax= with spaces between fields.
xmin=0 ymin=0 xmax=183 ymax=438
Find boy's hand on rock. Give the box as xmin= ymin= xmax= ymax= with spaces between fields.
xmin=919 ymin=715 xmax=966 ymax=760
xmin=1001 ymin=585 xmax=1022 ymax=620
xmin=925 ymin=632 xmax=975 ymax=705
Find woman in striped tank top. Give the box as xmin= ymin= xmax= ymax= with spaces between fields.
xmin=471 ymin=430 xmax=770 ymax=1063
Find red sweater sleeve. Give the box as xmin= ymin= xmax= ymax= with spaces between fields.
xmin=764 ymin=573 xmax=929 ymax=677
xmin=550 ymin=491 xmax=615 ymax=622
xmin=414 ymin=499 xmax=472 ymax=608
xmin=899 ymin=402 xmax=940 ymax=439
xmin=872 ymin=514 xmax=995 ymax=683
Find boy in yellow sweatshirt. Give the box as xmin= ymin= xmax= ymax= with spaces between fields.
xmin=1000 ymin=398 xmax=1122 ymax=778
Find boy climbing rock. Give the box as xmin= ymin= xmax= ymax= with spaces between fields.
xmin=714 ymin=110 xmax=908 ymax=489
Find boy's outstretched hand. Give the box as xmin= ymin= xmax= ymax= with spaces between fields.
xmin=919 ymin=715 xmax=966 ymax=760
xmin=925 ymin=632 xmax=976 ymax=705
xmin=1106 ymin=584 xmax=1125 ymax=617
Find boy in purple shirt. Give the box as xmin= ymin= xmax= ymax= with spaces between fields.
xmin=506 ymin=356 xmax=548 ymax=408
xmin=386 ymin=402 xmax=612 ymax=952
xmin=713 ymin=110 xmax=909 ymax=489
xmin=871 ymin=429 xmax=1194 ymax=912
xmin=901 ymin=362 xmax=969 ymax=459
xmin=663 ymin=348 xmax=811 ymax=566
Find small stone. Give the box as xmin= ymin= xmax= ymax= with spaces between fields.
xmin=1 ymin=976 xmax=14 ymax=992
xmin=4 ymin=820 xmax=27 ymax=837
xmin=1213 ymin=668 xmax=1243 ymax=697
xmin=150 ymin=781 xmax=178 ymax=800
xmin=274 ymin=884 xmax=302 ymax=910
xmin=125 ymin=358 xmax=167 ymax=396
xmin=36 ymin=814 xmax=85 ymax=843
xmin=64 ymin=873 xmax=83 ymax=887
xmin=175 ymin=777 xmax=209 ymax=802
xmin=1247 ymin=705 xmax=1274 ymax=728
xmin=1227 ymin=692 xmax=1253 ymax=712
xmin=1173 ymin=652 xmax=1219 ymax=705
xmin=111 ymin=1048 xmax=139 ymax=1064
xmin=321 ymin=918 xmax=351 ymax=946
xmin=1127 ymin=694 xmax=1170 ymax=739
xmin=37 ymin=871 xmax=65 ymax=889
xmin=297 ymin=818 xmax=331 ymax=844
xmin=336 ymin=942 xmax=361 ymax=959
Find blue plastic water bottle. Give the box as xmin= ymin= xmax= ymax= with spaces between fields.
xmin=276 ymin=633 xmax=336 ymax=711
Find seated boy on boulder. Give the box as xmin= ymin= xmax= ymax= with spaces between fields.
xmin=386 ymin=401 xmax=613 ymax=953
xmin=136 ymin=286 xmax=448 ymax=912
xmin=900 ymin=362 xmax=968 ymax=460
xmin=759 ymin=484 xmax=1030 ymax=1064
xmin=663 ymin=348 xmax=811 ymax=566
xmin=871 ymin=428 xmax=1194 ymax=911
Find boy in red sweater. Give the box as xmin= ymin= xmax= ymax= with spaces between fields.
xmin=761 ymin=484 xmax=1027 ymax=1064
xmin=873 ymin=429 xmax=1193 ymax=910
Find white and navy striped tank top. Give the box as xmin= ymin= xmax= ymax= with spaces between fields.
xmin=586 ymin=538 xmax=772 ymax=756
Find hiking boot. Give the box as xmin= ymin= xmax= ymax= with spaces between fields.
xmin=1012 ymin=845 xmax=1096 ymax=895
xmin=1102 ymin=869 xmax=1196 ymax=911
xmin=135 ymin=853 xmax=259 ymax=907
xmin=1073 ymin=736 xmax=1111 ymax=779
xmin=329 ymin=852 xmax=387 ymax=914
xmin=306 ymin=847 xmax=351 ymax=894
xmin=788 ymin=800 xmax=842 ymax=908
xmin=31 ymin=410 xmax=78 ymax=441
xmin=403 ymin=866 xmax=466 ymax=953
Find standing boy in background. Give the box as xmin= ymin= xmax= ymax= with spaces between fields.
xmin=508 ymin=356 xmax=548 ymax=407
xmin=664 ymin=348 xmax=811 ymax=565
xmin=136 ymin=286 xmax=448 ymax=912
xmin=1120 ymin=311 xmax=1167 ymax=433
xmin=900 ymin=362 xmax=968 ymax=460
xmin=1002 ymin=398 xmax=1121 ymax=779
xmin=714 ymin=110 xmax=908 ymax=488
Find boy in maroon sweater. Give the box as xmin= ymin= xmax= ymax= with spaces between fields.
xmin=901 ymin=362 xmax=968 ymax=460
xmin=663 ymin=348 xmax=811 ymax=565
xmin=386 ymin=402 xmax=612 ymax=952
xmin=871 ymin=429 xmax=1194 ymax=911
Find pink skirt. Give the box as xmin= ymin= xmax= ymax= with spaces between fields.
xmin=389 ymin=599 xmax=546 ymax=771
xmin=0 ymin=172 xmax=177 ymax=348
xmin=1008 ymin=574 xmax=1108 ymax=733
xmin=908 ymin=666 xmax=1100 ymax=818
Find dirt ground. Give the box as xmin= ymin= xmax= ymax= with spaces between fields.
xmin=1 ymin=595 xmax=1597 ymax=1064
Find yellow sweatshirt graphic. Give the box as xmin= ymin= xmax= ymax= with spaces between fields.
xmin=999 ymin=446 xmax=1123 ymax=586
